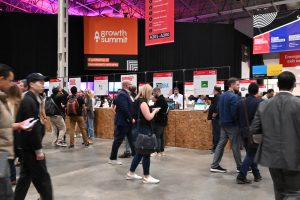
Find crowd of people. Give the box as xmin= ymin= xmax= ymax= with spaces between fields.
xmin=0 ymin=62 xmax=299 ymax=199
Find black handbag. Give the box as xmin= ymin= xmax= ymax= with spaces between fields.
xmin=135 ymin=101 xmax=157 ymax=155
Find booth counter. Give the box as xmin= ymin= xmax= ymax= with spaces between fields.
xmin=94 ymin=108 xmax=213 ymax=150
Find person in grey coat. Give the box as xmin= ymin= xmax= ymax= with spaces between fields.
xmin=251 ymin=71 xmax=300 ymax=200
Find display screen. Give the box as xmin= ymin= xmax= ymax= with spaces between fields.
xmin=253 ymin=65 xmax=267 ymax=75
xmin=84 ymin=17 xmax=138 ymax=71
xmin=109 ymin=82 xmax=122 ymax=92
xmin=194 ymin=103 xmax=208 ymax=111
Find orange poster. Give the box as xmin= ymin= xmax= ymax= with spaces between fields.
xmin=84 ymin=17 xmax=138 ymax=55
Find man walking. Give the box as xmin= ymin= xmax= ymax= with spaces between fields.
xmin=210 ymin=77 xmax=242 ymax=173
xmin=66 ymin=86 xmax=89 ymax=148
xmin=15 ymin=73 xmax=53 ymax=200
xmin=109 ymin=80 xmax=136 ymax=165
xmin=236 ymin=83 xmax=262 ymax=184
xmin=251 ymin=71 xmax=300 ymax=199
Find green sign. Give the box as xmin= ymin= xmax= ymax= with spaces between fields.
xmin=201 ymin=81 xmax=208 ymax=88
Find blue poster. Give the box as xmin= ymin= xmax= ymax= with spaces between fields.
xmin=270 ymin=19 xmax=300 ymax=53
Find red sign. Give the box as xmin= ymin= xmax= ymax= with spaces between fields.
xmin=240 ymin=80 xmax=257 ymax=84
xmin=184 ymin=82 xmax=193 ymax=85
xmin=153 ymin=72 xmax=173 ymax=77
xmin=50 ymin=79 xmax=60 ymax=83
xmin=253 ymin=32 xmax=270 ymax=54
xmin=145 ymin=0 xmax=174 ymax=46
xmin=280 ymin=50 xmax=300 ymax=67
xmin=94 ymin=76 xmax=108 ymax=80
xmin=193 ymin=70 xmax=217 ymax=76
xmin=216 ymin=81 xmax=224 ymax=84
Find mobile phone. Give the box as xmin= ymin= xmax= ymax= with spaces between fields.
xmin=23 ymin=119 xmax=39 ymax=130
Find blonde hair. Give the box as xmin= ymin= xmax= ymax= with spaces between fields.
xmin=135 ymin=84 xmax=152 ymax=100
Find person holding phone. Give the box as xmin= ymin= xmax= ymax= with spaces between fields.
xmin=126 ymin=84 xmax=161 ymax=184
xmin=0 ymin=64 xmax=39 ymax=200
xmin=15 ymin=73 xmax=53 ymax=200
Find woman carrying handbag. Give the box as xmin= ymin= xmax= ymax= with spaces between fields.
xmin=126 ymin=84 xmax=161 ymax=184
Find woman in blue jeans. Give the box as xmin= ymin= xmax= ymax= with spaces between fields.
xmin=126 ymin=84 xmax=161 ymax=184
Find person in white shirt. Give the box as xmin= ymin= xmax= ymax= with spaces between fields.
xmin=169 ymin=87 xmax=183 ymax=108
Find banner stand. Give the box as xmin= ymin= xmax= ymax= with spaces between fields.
xmin=182 ymin=69 xmax=186 ymax=110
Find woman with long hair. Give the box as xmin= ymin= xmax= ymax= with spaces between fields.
xmin=85 ymin=89 xmax=95 ymax=144
xmin=7 ymin=83 xmax=22 ymax=185
xmin=126 ymin=84 xmax=161 ymax=184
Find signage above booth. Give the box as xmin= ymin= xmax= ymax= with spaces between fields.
xmin=145 ymin=0 xmax=174 ymax=46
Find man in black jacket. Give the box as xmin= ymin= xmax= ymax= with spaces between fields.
xmin=208 ymin=86 xmax=222 ymax=153
xmin=49 ymin=86 xmax=68 ymax=147
xmin=236 ymin=83 xmax=262 ymax=184
xmin=15 ymin=73 xmax=53 ymax=200
xmin=152 ymin=87 xmax=168 ymax=156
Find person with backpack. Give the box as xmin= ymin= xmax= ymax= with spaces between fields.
xmin=45 ymin=86 xmax=68 ymax=147
xmin=66 ymin=86 xmax=89 ymax=148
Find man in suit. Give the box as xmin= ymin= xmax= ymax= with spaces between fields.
xmin=251 ymin=71 xmax=300 ymax=200
xmin=236 ymin=83 xmax=262 ymax=184
xmin=109 ymin=80 xmax=136 ymax=165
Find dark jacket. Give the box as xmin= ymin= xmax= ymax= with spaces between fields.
xmin=237 ymin=95 xmax=261 ymax=139
xmin=51 ymin=89 xmax=68 ymax=116
xmin=208 ymin=93 xmax=221 ymax=120
xmin=16 ymin=91 xmax=45 ymax=152
xmin=115 ymin=89 xmax=133 ymax=127
xmin=218 ymin=91 xmax=239 ymax=127
xmin=251 ymin=92 xmax=300 ymax=171
xmin=153 ymin=95 xmax=168 ymax=126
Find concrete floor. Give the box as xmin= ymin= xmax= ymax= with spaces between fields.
xmin=20 ymin=136 xmax=275 ymax=200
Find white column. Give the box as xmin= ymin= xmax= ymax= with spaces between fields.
xmin=58 ymin=0 xmax=68 ymax=88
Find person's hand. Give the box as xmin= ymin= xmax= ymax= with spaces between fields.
xmin=36 ymin=152 xmax=45 ymax=160
xmin=14 ymin=118 xmax=34 ymax=131
xmin=132 ymin=119 xmax=136 ymax=124
xmin=212 ymin=113 xmax=217 ymax=118
xmin=153 ymin=108 xmax=160 ymax=114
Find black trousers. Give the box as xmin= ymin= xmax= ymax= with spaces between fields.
xmin=269 ymin=168 xmax=300 ymax=200
xmin=14 ymin=152 xmax=53 ymax=200
xmin=212 ymin=119 xmax=221 ymax=150
xmin=110 ymin=125 xmax=136 ymax=160
xmin=152 ymin=123 xmax=166 ymax=152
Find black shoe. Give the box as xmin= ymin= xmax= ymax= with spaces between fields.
xmin=69 ymin=145 xmax=74 ymax=149
xmin=118 ymin=152 xmax=131 ymax=158
xmin=236 ymin=176 xmax=252 ymax=184
xmin=254 ymin=175 xmax=262 ymax=182
xmin=210 ymin=166 xmax=227 ymax=173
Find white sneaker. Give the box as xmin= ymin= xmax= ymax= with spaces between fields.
xmin=157 ymin=153 xmax=162 ymax=157
xmin=143 ymin=176 xmax=160 ymax=184
xmin=56 ymin=141 xmax=68 ymax=147
xmin=151 ymin=152 xmax=157 ymax=157
xmin=126 ymin=172 xmax=142 ymax=180
xmin=108 ymin=160 xmax=122 ymax=165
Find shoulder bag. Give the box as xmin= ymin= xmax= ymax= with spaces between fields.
xmin=135 ymin=101 xmax=157 ymax=155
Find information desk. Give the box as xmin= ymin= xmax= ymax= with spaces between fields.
xmin=94 ymin=108 xmax=213 ymax=150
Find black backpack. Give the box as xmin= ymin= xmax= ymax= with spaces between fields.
xmin=45 ymin=97 xmax=60 ymax=116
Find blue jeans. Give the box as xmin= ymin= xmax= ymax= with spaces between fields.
xmin=86 ymin=116 xmax=94 ymax=139
xmin=129 ymin=126 xmax=152 ymax=176
xmin=125 ymin=126 xmax=139 ymax=153
xmin=238 ymin=140 xmax=260 ymax=178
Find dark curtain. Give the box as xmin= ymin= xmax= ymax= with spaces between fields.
xmin=0 ymin=13 xmax=253 ymax=82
